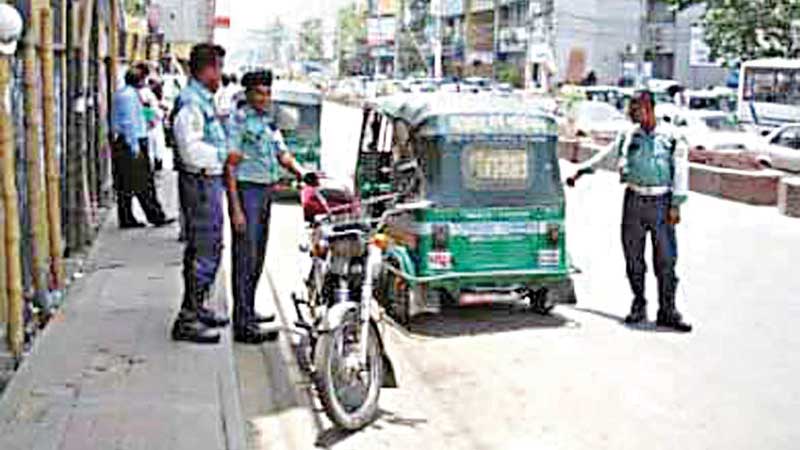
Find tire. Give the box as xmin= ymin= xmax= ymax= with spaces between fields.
xmin=313 ymin=312 xmax=383 ymax=430
xmin=381 ymin=260 xmax=411 ymax=326
xmin=528 ymin=288 xmax=555 ymax=316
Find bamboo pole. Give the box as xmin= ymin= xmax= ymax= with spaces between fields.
xmin=23 ymin=9 xmax=51 ymax=303
xmin=1 ymin=57 xmax=24 ymax=357
xmin=0 ymin=90 xmax=6 ymax=326
xmin=40 ymin=7 xmax=64 ymax=291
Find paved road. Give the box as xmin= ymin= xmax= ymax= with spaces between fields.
xmin=236 ymin=102 xmax=800 ymax=450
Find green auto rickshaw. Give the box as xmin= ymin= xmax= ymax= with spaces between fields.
xmin=355 ymin=93 xmax=576 ymax=324
xmin=271 ymin=81 xmax=323 ymax=196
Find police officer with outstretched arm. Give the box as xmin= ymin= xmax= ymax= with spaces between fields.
xmin=171 ymin=44 xmax=231 ymax=343
xmin=568 ymin=90 xmax=692 ymax=333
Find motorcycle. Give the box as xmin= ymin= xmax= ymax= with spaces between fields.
xmin=291 ymin=174 xmax=397 ymax=431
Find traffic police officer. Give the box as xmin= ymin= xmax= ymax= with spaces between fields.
xmin=225 ymin=70 xmax=310 ymax=344
xmin=569 ymin=90 xmax=693 ymax=332
xmin=171 ymin=44 xmax=231 ymax=343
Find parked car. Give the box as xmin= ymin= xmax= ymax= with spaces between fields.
xmin=759 ymin=123 xmax=800 ymax=172
xmin=671 ymin=110 xmax=762 ymax=153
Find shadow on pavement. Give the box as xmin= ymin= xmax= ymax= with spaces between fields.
xmin=405 ymin=304 xmax=577 ymax=338
xmin=314 ymin=409 xmax=428 ymax=448
xmin=568 ymin=307 xmax=690 ymax=333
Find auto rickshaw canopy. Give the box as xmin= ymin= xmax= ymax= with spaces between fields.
xmin=371 ymin=93 xmax=559 ymax=138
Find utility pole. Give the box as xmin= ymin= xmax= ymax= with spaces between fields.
xmin=464 ymin=0 xmax=472 ymax=76
xmin=394 ymin=0 xmax=405 ymax=78
xmin=433 ymin=0 xmax=443 ymax=78
xmin=637 ymin=0 xmax=648 ymax=88
xmin=492 ymin=0 xmax=500 ymax=81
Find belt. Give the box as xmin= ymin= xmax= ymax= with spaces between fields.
xmin=626 ymin=184 xmax=671 ymax=196
xmin=182 ymin=166 xmax=223 ymax=177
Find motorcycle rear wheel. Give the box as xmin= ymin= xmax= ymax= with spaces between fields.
xmin=313 ymin=311 xmax=383 ymax=430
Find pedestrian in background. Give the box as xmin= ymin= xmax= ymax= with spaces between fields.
xmin=171 ymin=44 xmax=231 ymax=344
xmin=568 ymin=91 xmax=693 ymax=333
xmin=224 ymin=70 xmax=310 ymax=344
xmin=111 ymin=64 xmax=172 ymax=229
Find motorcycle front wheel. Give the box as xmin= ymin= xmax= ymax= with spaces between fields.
xmin=313 ymin=311 xmax=383 ymax=430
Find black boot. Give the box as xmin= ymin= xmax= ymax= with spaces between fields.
xmin=656 ymin=311 xmax=692 ymax=333
xmin=172 ymin=316 xmax=221 ymax=344
xmin=624 ymin=299 xmax=648 ymax=324
xmin=234 ymin=323 xmax=279 ymax=344
xmin=656 ymin=280 xmax=692 ymax=332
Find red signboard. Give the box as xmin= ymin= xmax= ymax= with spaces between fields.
xmin=214 ymin=16 xmax=230 ymax=28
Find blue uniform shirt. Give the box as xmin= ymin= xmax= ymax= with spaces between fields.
xmin=112 ymin=85 xmax=147 ymax=155
xmin=228 ymin=105 xmax=288 ymax=184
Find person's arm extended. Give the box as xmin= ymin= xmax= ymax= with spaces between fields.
xmin=273 ymin=128 xmax=306 ymax=178
xmin=567 ymin=128 xmax=629 ymax=186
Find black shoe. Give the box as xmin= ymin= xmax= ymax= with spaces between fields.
xmin=253 ymin=312 xmax=276 ymax=323
xmin=234 ymin=324 xmax=279 ymax=344
xmin=172 ymin=319 xmax=221 ymax=344
xmin=624 ymin=303 xmax=647 ymax=324
xmin=656 ymin=316 xmax=693 ymax=333
xmin=152 ymin=217 xmax=177 ymax=227
xmin=198 ymin=307 xmax=230 ymax=328
xmin=120 ymin=221 xmax=146 ymax=229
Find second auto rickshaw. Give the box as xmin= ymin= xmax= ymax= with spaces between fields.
xmin=271 ymin=80 xmax=323 ymax=195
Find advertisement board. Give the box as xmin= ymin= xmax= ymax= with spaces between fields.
xmin=157 ymin=0 xmax=214 ymax=44
xmin=367 ymin=17 xmax=396 ymax=46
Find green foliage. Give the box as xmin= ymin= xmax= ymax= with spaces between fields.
xmin=336 ymin=3 xmax=367 ymax=74
xmin=124 ymin=0 xmax=146 ymax=17
xmin=299 ymin=18 xmax=324 ymax=61
xmin=664 ymin=0 xmax=800 ymax=62
xmin=495 ymin=63 xmax=523 ymax=88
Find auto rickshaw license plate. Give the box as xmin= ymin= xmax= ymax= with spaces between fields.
xmin=428 ymin=251 xmax=453 ymax=270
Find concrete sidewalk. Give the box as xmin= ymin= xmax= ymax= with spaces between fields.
xmin=0 ymin=171 xmax=245 ymax=450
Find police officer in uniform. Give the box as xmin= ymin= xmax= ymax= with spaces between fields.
xmin=569 ymin=91 xmax=692 ymax=332
xmin=171 ymin=44 xmax=231 ymax=343
xmin=225 ymin=70 xmax=311 ymax=344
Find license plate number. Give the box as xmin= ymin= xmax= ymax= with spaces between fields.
xmin=428 ymin=251 xmax=453 ymax=270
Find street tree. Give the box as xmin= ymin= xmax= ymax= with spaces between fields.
xmin=665 ymin=0 xmax=800 ymax=62
xmin=336 ymin=3 xmax=367 ymax=75
xmin=299 ymin=18 xmax=324 ymax=62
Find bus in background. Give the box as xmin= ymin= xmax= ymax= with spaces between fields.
xmin=737 ymin=58 xmax=800 ymax=135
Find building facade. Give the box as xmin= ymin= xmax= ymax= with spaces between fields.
xmin=648 ymin=1 xmax=728 ymax=89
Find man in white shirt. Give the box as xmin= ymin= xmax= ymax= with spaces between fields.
xmin=171 ymin=44 xmax=231 ymax=344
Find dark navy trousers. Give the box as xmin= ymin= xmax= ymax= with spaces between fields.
xmin=621 ymin=189 xmax=681 ymax=318
xmin=231 ymin=182 xmax=272 ymax=329
xmin=180 ymin=173 xmax=224 ymax=317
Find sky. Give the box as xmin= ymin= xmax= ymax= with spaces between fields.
xmin=230 ymin=0 xmax=355 ymax=30
xmin=220 ymin=0 xmax=355 ymax=66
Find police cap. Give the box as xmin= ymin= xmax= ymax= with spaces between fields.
xmin=241 ymin=70 xmax=273 ymax=90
